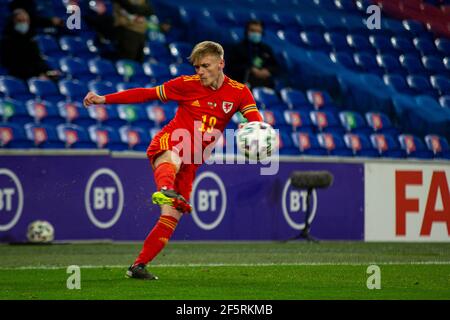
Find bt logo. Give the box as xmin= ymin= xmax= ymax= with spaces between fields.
xmin=191 ymin=172 xmax=227 ymax=230
xmin=84 ymin=168 xmax=124 ymax=229
xmin=0 ymin=169 xmax=24 ymax=232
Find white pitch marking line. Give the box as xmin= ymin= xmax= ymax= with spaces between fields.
xmin=1 ymin=261 xmax=450 ymax=270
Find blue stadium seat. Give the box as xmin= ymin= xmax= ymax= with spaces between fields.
xmin=146 ymin=103 xmax=175 ymax=128
xmin=324 ymin=32 xmax=351 ymax=52
xmin=87 ymin=104 xmax=127 ymax=128
xmin=34 ymin=35 xmax=64 ymax=58
xmin=144 ymin=41 xmax=172 ymax=64
xmin=0 ymin=76 xmax=34 ymax=102
xmin=353 ymin=53 xmax=384 ymax=76
xmin=399 ymin=54 xmax=427 ymax=75
xmin=402 ymin=20 xmax=427 ymax=38
xmin=88 ymin=58 xmax=123 ymax=83
xmin=406 ymin=75 xmax=435 ymax=97
xmin=370 ymin=133 xmax=406 ymax=158
xmin=338 ymin=111 xmax=372 ymax=135
xmin=59 ymin=36 xmax=97 ymax=59
xmin=117 ymin=104 xmax=153 ymax=128
xmin=169 ymin=63 xmax=194 ymax=77
xmin=28 ymin=78 xmax=65 ymax=103
xmin=306 ymin=89 xmax=338 ymax=112
xmin=383 ymin=74 xmax=415 ymax=95
xmin=168 ymin=42 xmax=192 ymax=64
xmin=369 ymin=35 xmax=397 ymax=55
xmin=430 ymin=76 xmax=450 ymax=97
xmin=42 ymin=56 xmax=60 ymax=71
xmin=439 ymin=95 xmax=450 ymax=108
xmin=88 ymin=125 xmax=128 ymax=150
xmin=209 ymin=9 xmax=238 ymax=29
xmin=334 ymin=0 xmax=358 ymax=12
xmin=88 ymin=80 xmax=116 ymax=96
xmin=118 ymin=125 xmax=151 ymax=151
xmin=296 ymin=13 xmax=324 ymax=32
xmin=424 ymin=134 xmax=450 ymax=159
xmin=283 ymin=110 xmax=315 ymax=133
xmin=0 ymin=123 xmax=34 ymax=148
xmin=276 ymin=130 xmax=299 ymax=155
xmin=58 ymin=80 xmax=89 ymax=102
xmin=398 ymin=134 xmax=434 ymax=159
xmin=260 ymin=109 xmax=287 ymax=130
xmin=299 ymin=31 xmax=329 ymax=51
xmin=413 ymin=37 xmax=439 ymax=56
xmin=24 ymin=123 xmax=65 ymax=149
xmin=330 ymin=52 xmax=359 ymax=71
xmin=340 ymin=15 xmax=367 ymax=35
xmin=279 ymin=88 xmax=313 ymax=111
xmin=346 ymin=34 xmax=375 ymax=54
xmin=252 ymin=87 xmax=286 ymax=110
xmin=0 ymin=98 xmax=33 ymax=124
xmin=445 ymin=57 xmax=450 ymax=73
xmin=421 ymin=56 xmax=447 ymax=76
xmin=435 ymin=38 xmax=450 ymax=56
xmin=143 ymin=62 xmax=172 ymax=85
xmin=57 ymin=101 xmax=96 ymax=127
xmin=26 ymin=100 xmax=64 ymax=125
xmin=376 ymin=54 xmax=404 ymax=75
xmin=415 ymin=95 xmax=443 ymax=110
xmin=365 ymin=111 xmax=399 ymax=136
xmin=59 ymin=57 xmax=96 ymax=82
xmin=382 ymin=19 xmax=409 ymax=38
xmin=391 ymin=37 xmax=416 ymax=55
xmin=343 ymin=133 xmax=379 ymax=157
xmin=291 ymin=131 xmax=327 ymax=156
xmin=317 ymin=132 xmax=353 ymax=156
xmin=310 ymin=111 xmax=344 ymax=134
xmin=56 ymin=123 xmax=96 ymax=149
xmin=275 ymin=12 xmax=301 ymax=31
xmin=116 ymin=60 xmax=149 ymax=84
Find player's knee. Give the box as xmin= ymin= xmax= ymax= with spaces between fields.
xmin=161 ymin=205 xmax=183 ymax=220
xmin=153 ymin=151 xmax=182 ymax=172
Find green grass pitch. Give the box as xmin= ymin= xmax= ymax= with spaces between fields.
xmin=0 ymin=241 xmax=449 ymax=300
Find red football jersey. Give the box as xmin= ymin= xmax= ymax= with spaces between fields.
xmin=156 ymin=75 xmax=258 ymax=131
xmin=154 ymin=74 xmax=260 ymax=158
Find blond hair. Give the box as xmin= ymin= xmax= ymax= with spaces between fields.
xmin=188 ymin=41 xmax=224 ymax=64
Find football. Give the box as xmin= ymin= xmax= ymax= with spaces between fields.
xmin=27 ymin=220 xmax=55 ymax=243
xmin=236 ymin=121 xmax=277 ymax=160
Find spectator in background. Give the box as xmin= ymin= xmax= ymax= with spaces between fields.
xmin=227 ymin=20 xmax=278 ymax=89
xmin=113 ymin=0 xmax=154 ymax=62
xmin=9 ymin=0 xmax=64 ymax=33
xmin=0 ymin=9 xmax=60 ymax=81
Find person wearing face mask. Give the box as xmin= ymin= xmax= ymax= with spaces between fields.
xmin=226 ymin=19 xmax=279 ymax=89
xmin=0 ymin=9 xmax=59 ymax=81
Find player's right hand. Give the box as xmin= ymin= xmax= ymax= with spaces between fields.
xmin=83 ymin=91 xmax=106 ymax=107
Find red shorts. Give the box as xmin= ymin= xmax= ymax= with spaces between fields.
xmin=147 ymin=130 xmax=200 ymax=201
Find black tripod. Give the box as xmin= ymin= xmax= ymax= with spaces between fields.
xmin=286 ymin=171 xmax=334 ymax=243
xmin=289 ymin=187 xmax=318 ymax=242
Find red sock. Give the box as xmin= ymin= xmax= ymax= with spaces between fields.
xmin=154 ymin=162 xmax=177 ymax=190
xmin=133 ymin=215 xmax=178 ymax=266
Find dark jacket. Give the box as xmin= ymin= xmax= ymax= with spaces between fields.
xmin=0 ymin=19 xmax=50 ymax=80
xmin=227 ymin=39 xmax=278 ymax=88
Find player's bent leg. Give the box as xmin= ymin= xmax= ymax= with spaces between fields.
xmin=152 ymin=188 xmax=192 ymax=213
xmin=151 ymin=151 xmax=192 ymax=213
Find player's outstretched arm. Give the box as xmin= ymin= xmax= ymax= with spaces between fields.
xmin=83 ymin=91 xmax=106 ymax=107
